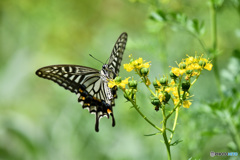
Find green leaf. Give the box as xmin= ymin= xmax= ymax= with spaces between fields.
xmin=150 ymin=10 xmax=167 ymax=22
xmin=233 ymin=49 xmax=240 ymax=60
xmin=227 ymin=141 xmax=238 ymax=151
xmin=232 ymin=99 xmax=240 ymax=114
xmin=174 ymin=13 xmax=188 ymax=25
xmin=210 ymin=0 xmax=225 ymax=7
xmin=144 ymin=132 xmax=162 ymax=136
xmin=170 ymin=139 xmax=183 ymax=146
xmin=188 ymin=19 xmax=205 ymax=36
xmin=6 ymin=126 xmax=37 ymax=154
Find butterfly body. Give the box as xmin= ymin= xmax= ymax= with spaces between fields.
xmin=36 ymin=33 xmax=127 ymax=132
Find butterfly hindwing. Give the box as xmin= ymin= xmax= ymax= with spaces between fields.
xmin=36 ymin=32 xmax=128 ymax=132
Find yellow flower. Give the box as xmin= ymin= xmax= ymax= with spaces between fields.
xmin=172 ymin=55 xmax=212 ymax=77
xmin=204 ymin=63 xmax=213 ymax=71
xmin=185 ymin=56 xmax=196 ymax=65
xmin=171 ymin=87 xmax=179 ymax=97
xmin=140 ymin=61 xmax=151 ymax=69
xmin=189 ymin=63 xmax=201 ymax=70
xmin=170 ymin=80 xmax=176 ymax=86
xmin=192 ymin=71 xmax=199 ymax=76
xmin=165 ymin=87 xmax=172 ymax=93
xmin=124 ymin=56 xmax=151 ymax=72
xmin=183 ymin=100 xmax=192 ymax=108
xmin=199 ymin=57 xmax=208 ymax=63
xmin=156 ymin=80 xmax=161 ymax=86
xmin=108 ymin=77 xmax=130 ymax=89
xmin=171 ymin=67 xmax=186 ymax=76
xmin=145 ymin=77 xmax=151 ymax=86
xmin=196 ymin=57 xmax=213 ymax=71
xmin=158 ymin=93 xmax=163 ymax=102
xmin=123 ymin=63 xmax=134 ymax=72
xmin=157 ymin=88 xmax=163 ymax=94
xmin=173 ymin=98 xmax=180 ymax=105
xmin=120 ymin=78 xmax=130 ymax=88
xmin=171 ymin=67 xmax=179 ymax=76
xmin=108 ymin=80 xmax=117 ymax=88
xmin=133 ymin=58 xmax=143 ymax=67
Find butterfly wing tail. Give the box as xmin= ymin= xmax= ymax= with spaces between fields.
xmin=94 ymin=106 xmax=115 ymax=132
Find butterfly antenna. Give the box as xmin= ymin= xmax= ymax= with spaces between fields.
xmin=89 ymin=54 xmax=104 ymax=65
xmin=105 ymin=57 xmax=110 ymax=65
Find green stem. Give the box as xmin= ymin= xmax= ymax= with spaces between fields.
xmin=190 ymin=70 xmax=202 ymax=87
xmin=177 ymin=75 xmax=182 ymax=99
xmin=162 ymin=104 xmax=171 ymax=160
xmin=168 ymin=106 xmax=180 ymax=144
xmin=141 ymin=74 xmax=157 ymax=97
xmin=224 ymin=111 xmax=240 ymax=152
xmin=210 ymin=1 xmax=224 ymax=98
xmin=124 ymin=90 xmax=162 ymax=133
xmin=166 ymin=100 xmax=181 ymax=120
xmin=146 ymin=85 xmax=157 ymax=97
xmin=168 ymin=18 xmax=209 ymax=54
xmin=186 ymin=29 xmax=208 ymax=54
xmin=211 ymin=1 xmax=217 ymax=51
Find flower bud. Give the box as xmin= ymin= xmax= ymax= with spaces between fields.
xmin=140 ymin=68 xmax=149 ymax=76
xmin=124 ymin=89 xmax=131 ymax=101
xmin=179 ymin=63 xmax=186 ymax=69
xmin=199 ymin=60 xmax=206 ymax=67
xmin=114 ymin=76 xmax=122 ymax=83
xmin=182 ymin=81 xmax=190 ymax=91
xmin=153 ymin=80 xmax=160 ymax=89
xmin=170 ymin=71 xmax=178 ymax=79
xmin=186 ymin=70 xmax=193 ymax=75
xmin=163 ymin=91 xmax=171 ymax=103
xmin=128 ymin=80 xmax=137 ymax=89
xmin=151 ymin=97 xmax=161 ymax=106
xmin=159 ymin=77 xmax=168 ymax=86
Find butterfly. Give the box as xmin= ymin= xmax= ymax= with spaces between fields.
xmin=36 ymin=32 xmax=128 ymax=132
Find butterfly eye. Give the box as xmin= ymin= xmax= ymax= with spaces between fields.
xmin=102 ymin=65 xmax=108 ymax=70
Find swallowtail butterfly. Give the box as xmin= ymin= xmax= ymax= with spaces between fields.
xmin=36 ymin=32 xmax=128 ymax=132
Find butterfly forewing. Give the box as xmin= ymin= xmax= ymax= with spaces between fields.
xmin=108 ymin=32 xmax=128 ymax=75
xmin=36 ymin=32 xmax=128 ymax=132
xmin=36 ymin=65 xmax=100 ymax=94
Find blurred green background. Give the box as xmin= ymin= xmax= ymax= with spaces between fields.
xmin=0 ymin=0 xmax=239 ymax=159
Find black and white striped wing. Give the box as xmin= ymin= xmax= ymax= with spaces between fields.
xmin=107 ymin=32 xmax=128 ymax=75
xmin=36 ymin=65 xmax=116 ymax=132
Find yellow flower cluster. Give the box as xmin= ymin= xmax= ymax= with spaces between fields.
xmin=171 ymin=86 xmax=192 ymax=108
xmin=171 ymin=55 xmax=213 ymax=77
xmin=123 ymin=55 xmax=151 ymax=72
xmin=154 ymin=79 xmax=192 ymax=108
xmin=108 ymin=54 xmax=213 ymax=110
xmin=108 ymin=77 xmax=130 ymax=89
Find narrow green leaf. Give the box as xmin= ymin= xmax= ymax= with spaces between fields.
xmin=170 ymin=139 xmax=183 ymax=146
xmin=144 ymin=132 xmax=162 ymax=136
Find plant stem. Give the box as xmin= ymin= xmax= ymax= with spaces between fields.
xmin=165 ymin=101 xmax=181 ymax=120
xmin=162 ymin=104 xmax=171 ymax=160
xmin=186 ymin=29 xmax=208 ymax=54
xmin=124 ymin=90 xmax=162 ymax=132
xmin=210 ymin=1 xmax=224 ymax=98
xmin=224 ymin=110 xmax=240 ymax=152
xmin=168 ymin=106 xmax=180 ymax=144
xmin=146 ymin=85 xmax=157 ymax=97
